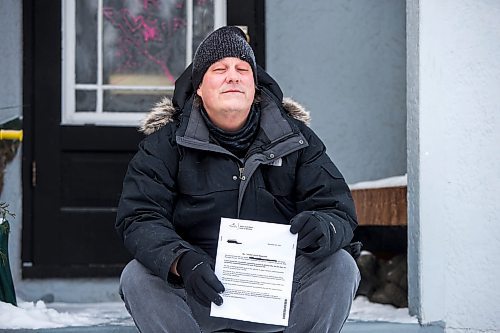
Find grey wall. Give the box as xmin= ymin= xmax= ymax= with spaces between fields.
xmin=0 ymin=0 xmax=23 ymax=124
xmin=0 ymin=0 xmax=23 ymax=284
xmin=266 ymin=0 xmax=406 ymax=184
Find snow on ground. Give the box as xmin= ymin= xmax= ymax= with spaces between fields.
xmin=0 ymin=296 xmax=416 ymax=329
xmin=348 ymin=296 xmax=418 ymax=324
xmin=0 ymin=301 xmax=133 ymax=329
xmin=349 ymin=174 xmax=407 ymax=190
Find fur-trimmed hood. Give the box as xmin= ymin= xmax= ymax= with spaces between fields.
xmin=140 ymin=96 xmax=310 ymax=135
xmin=139 ymin=63 xmax=310 ymax=135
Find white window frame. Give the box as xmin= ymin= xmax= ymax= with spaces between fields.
xmin=62 ymin=0 xmax=226 ymax=127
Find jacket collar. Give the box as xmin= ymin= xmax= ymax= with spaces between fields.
xmin=174 ymin=91 xmax=301 ymax=155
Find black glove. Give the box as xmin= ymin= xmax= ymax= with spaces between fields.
xmin=177 ymin=251 xmax=225 ymax=307
xmin=290 ymin=211 xmax=337 ymax=258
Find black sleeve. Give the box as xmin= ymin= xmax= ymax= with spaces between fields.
xmin=115 ymin=128 xmax=199 ymax=281
xmin=293 ymin=125 xmax=358 ymax=255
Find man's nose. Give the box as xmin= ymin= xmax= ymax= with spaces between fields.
xmin=226 ymin=67 xmax=240 ymax=83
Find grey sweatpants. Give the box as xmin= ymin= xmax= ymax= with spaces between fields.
xmin=119 ymin=249 xmax=360 ymax=333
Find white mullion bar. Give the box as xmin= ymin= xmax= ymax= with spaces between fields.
xmin=186 ymin=0 xmax=193 ymax=65
xmin=62 ymin=0 xmax=76 ymax=124
xmin=76 ymin=84 xmax=175 ymax=91
xmin=97 ymin=0 xmax=104 ymax=114
xmin=69 ymin=112 xmax=145 ymax=127
xmin=214 ymin=0 xmax=227 ymax=29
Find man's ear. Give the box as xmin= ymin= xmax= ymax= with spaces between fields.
xmin=196 ymin=86 xmax=202 ymax=98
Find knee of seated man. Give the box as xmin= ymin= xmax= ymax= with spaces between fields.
xmin=120 ymin=260 xmax=148 ymax=295
xmin=325 ymin=249 xmax=360 ymax=281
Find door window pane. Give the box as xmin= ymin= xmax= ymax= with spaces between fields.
xmin=76 ymin=90 xmax=97 ymax=112
xmin=103 ymin=90 xmax=171 ymax=113
xmin=193 ymin=0 xmax=214 ymax=52
xmin=76 ymin=0 xmax=98 ymax=84
xmin=102 ymin=0 xmax=186 ymax=87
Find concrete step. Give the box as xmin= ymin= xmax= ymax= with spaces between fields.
xmin=1 ymin=299 xmax=442 ymax=333
xmin=0 ymin=321 xmax=443 ymax=333
xmin=0 ymin=327 xmax=137 ymax=333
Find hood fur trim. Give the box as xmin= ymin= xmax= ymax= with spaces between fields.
xmin=140 ymin=97 xmax=176 ymax=135
xmin=282 ymin=97 xmax=311 ymax=126
xmin=140 ymin=96 xmax=311 ymax=134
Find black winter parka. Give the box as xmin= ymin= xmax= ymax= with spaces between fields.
xmin=115 ymin=65 xmax=358 ymax=282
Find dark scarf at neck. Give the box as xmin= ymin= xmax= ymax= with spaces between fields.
xmin=200 ymin=105 xmax=261 ymax=158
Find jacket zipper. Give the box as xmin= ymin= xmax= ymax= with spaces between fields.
xmin=239 ymin=167 xmax=246 ymax=181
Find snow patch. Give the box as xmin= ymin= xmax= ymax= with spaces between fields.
xmin=349 ymin=296 xmax=418 ymax=323
xmin=349 ymin=174 xmax=407 ymax=190
xmin=0 ymin=301 xmax=133 ymax=329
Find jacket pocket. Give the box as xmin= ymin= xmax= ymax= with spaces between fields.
xmin=259 ymin=164 xmax=296 ymax=196
xmin=177 ymin=153 xmax=239 ymax=195
xmin=177 ymin=161 xmax=239 ymax=195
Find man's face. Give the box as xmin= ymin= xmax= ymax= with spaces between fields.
xmin=196 ymin=57 xmax=255 ymax=132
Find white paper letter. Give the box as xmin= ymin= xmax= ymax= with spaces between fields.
xmin=210 ymin=218 xmax=297 ymax=326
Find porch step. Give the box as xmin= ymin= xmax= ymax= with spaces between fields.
xmin=0 ymin=327 xmax=137 ymax=333
xmin=0 ymin=321 xmax=444 ymax=333
xmin=345 ymin=321 xmax=443 ymax=332
xmin=1 ymin=299 xmax=443 ymax=333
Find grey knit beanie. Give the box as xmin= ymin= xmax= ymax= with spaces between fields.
xmin=192 ymin=26 xmax=257 ymax=89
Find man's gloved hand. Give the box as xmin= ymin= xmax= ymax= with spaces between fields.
xmin=177 ymin=251 xmax=225 ymax=307
xmin=290 ymin=211 xmax=336 ymax=258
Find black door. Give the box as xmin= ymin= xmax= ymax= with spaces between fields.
xmin=22 ymin=0 xmax=265 ymax=278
